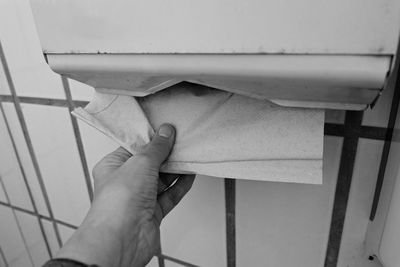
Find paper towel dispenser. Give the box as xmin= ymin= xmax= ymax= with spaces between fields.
xmin=29 ymin=0 xmax=400 ymax=110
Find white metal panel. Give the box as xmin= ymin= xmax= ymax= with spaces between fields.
xmin=48 ymin=54 xmax=391 ymax=109
xmin=30 ymin=0 xmax=400 ymax=54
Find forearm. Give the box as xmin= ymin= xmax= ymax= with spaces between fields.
xmin=55 ymin=203 xmax=141 ymax=267
xmin=56 ymin=220 xmax=123 ymax=266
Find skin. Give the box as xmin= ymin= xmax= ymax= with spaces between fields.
xmin=55 ymin=124 xmax=195 ymax=267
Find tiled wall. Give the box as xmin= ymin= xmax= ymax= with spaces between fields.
xmin=0 ymin=1 xmax=398 ymax=267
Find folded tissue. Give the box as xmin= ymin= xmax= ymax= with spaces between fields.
xmin=73 ymin=83 xmax=324 ymax=184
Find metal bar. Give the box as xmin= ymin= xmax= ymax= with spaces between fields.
xmin=0 ymin=42 xmax=63 ymax=247
xmin=61 ymin=77 xmax=93 ymax=201
xmin=324 ymin=111 xmax=363 ymax=267
xmin=224 ymin=178 xmax=236 ymax=267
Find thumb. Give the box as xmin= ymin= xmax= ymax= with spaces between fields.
xmin=136 ymin=123 xmax=176 ymax=168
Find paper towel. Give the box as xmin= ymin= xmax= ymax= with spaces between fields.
xmin=73 ymin=83 xmax=324 ymax=184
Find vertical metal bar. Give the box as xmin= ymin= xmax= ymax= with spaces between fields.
xmin=224 ymin=178 xmax=236 ymax=267
xmin=324 ymin=111 xmax=363 ymax=267
xmin=61 ymin=77 xmax=93 ymax=201
xmin=0 ymin=103 xmax=53 ymax=258
xmin=0 ymin=176 xmax=35 ymax=266
xmin=0 ymin=42 xmax=63 ymax=247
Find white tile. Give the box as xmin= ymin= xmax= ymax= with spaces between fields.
xmin=77 ymin=120 xmax=119 ymax=188
xmin=0 ymin=206 xmax=32 ymax=267
xmin=0 ymin=56 xmax=11 ymax=95
xmin=0 ymin=107 xmax=33 ymax=210
xmin=337 ymin=139 xmax=384 ymax=267
xmin=15 ymin=211 xmax=49 ymax=266
xmin=21 ymin=104 xmax=90 ymax=225
xmin=0 ymin=0 xmax=65 ymax=99
xmin=57 ymin=225 xmax=76 ymax=245
xmin=145 ymin=257 xmax=159 ymax=267
xmin=236 ymin=136 xmax=343 ymax=267
xmin=68 ymin=79 xmax=95 ymax=101
xmin=11 ymin=66 xmax=65 ymax=100
xmin=161 ymin=175 xmax=226 ymax=267
xmin=2 ymin=103 xmax=49 ymax=216
xmin=40 ymin=219 xmax=60 ymax=258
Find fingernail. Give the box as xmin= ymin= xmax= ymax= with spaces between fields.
xmin=157 ymin=124 xmax=174 ymax=138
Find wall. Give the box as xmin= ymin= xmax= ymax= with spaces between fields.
xmin=0 ymin=1 xmax=397 ymax=267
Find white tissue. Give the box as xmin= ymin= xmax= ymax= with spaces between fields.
xmin=73 ymin=84 xmax=324 ymax=184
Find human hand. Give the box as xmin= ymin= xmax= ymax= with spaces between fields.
xmin=55 ymin=124 xmax=195 ymax=267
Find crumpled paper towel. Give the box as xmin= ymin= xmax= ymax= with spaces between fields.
xmin=73 ymin=83 xmax=324 ymax=184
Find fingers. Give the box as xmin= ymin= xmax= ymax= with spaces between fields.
xmin=93 ymin=147 xmax=132 ymax=177
xmin=106 ymin=147 xmax=133 ymax=163
xmin=158 ymin=174 xmax=195 ymax=217
xmin=128 ymin=124 xmax=176 ymax=169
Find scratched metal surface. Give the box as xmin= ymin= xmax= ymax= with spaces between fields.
xmin=30 ymin=0 xmax=400 ymax=54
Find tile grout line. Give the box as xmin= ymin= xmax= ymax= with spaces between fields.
xmin=0 ymin=42 xmax=63 ymax=248
xmin=324 ymin=111 xmax=363 ymax=267
xmin=0 ymin=94 xmax=88 ymax=107
xmin=157 ymin=256 xmax=165 ymax=267
xmin=159 ymin=254 xmax=199 ymax=267
xmin=324 ymin=123 xmax=387 ymax=140
xmin=0 ymin=95 xmax=68 ymax=107
xmin=157 ymin=235 xmax=165 ymax=267
xmin=0 ymin=176 xmax=35 ymax=267
xmin=0 ymin=201 xmax=78 ymax=230
xmin=0 ymin=103 xmax=53 ymax=258
xmin=0 ymin=94 xmax=392 ymax=141
xmin=225 ymin=178 xmax=236 ymax=267
xmin=0 ymin=246 xmax=9 ymax=267
xmin=61 ymin=77 xmax=93 ymax=201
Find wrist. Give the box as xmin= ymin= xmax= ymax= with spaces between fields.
xmin=56 ymin=206 xmax=141 ymax=267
